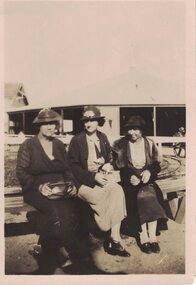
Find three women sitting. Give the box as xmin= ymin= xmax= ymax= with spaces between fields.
xmin=17 ymin=106 xmax=167 ymax=265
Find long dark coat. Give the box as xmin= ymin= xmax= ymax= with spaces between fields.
xmin=112 ymin=135 xmax=167 ymax=236
xmin=16 ymin=136 xmax=87 ymax=251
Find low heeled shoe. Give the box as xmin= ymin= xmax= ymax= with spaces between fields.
xmin=150 ymin=242 xmax=160 ymax=253
xmin=104 ymin=238 xmax=131 ymax=257
xmin=140 ymin=242 xmax=152 ymax=254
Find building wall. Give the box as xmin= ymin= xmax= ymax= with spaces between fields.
xmin=6 ymin=105 xmax=186 ymax=137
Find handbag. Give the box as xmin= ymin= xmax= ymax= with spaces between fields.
xmin=137 ymin=184 xmax=156 ymax=199
xmin=47 ymin=181 xmax=75 ymax=200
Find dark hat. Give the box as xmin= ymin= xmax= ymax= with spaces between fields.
xmin=81 ymin=105 xmax=105 ymax=121
xmin=33 ymin=108 xmax=62 ymax=124
xmin=124 ymin=115 xmax=146 ymax=129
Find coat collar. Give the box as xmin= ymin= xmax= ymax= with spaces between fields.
xmin=77 ymin=130 xmax=107 ymax=160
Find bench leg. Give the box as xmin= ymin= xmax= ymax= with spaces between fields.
xmin=175 ymin=196 xmax=185 ymax=224
xmin=168 ymin=197 xmax=179 ymax=220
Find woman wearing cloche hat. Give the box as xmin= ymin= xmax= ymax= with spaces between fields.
xmin=16 ymin=108 xmax=87 ymax=272
xmin=68 ymin=105 xmax=130 ymax=257
xmin=113 ymin=115 xmax=167 ymax=254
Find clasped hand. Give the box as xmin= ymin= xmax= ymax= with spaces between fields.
xmin=130 ymin=170 xmax=151 ymax=186
xmin=140 ymin=170 xmax=151 ymax=184
xmin=39 ymin=183 xmax=52 ymax=197
xmin=95 ymin=163 xmax=114 ymax=187
xmin=95 ymin=172 xmax=108 ymax=187
xmin=39 ymin=183 xmax=77 ymax=198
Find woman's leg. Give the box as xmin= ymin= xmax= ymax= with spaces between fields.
xmin=139 ymin=223 xmax=152 ymax=254
xmin=111 ymin=223 xmax=121 ymax=242
xmin=24 ymin=192 xmax=82 ymax=254
xmin=78 ymin=183 xmax=130 ymax=256
xmin=140 ymin=223 xmax=150 ymax=244
xmin=148 ymin=220 xmax=157 ymax=243
xmin=148 ymin=220 xmax=160 ymax=253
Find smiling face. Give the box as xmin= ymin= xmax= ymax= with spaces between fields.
xmin=39 ymin=122 xmax=57 ymax=138
xmin=127 ymin=127 xmax=142 ymax=142
xmin=83 ymin=110 xmax=99 ymax=134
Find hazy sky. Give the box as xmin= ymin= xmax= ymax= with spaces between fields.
xmin=5 ymin=1 xmax=185 ymax=106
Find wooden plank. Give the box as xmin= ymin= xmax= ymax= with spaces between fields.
xmin=5 ymin=196 xmax=36 ymax=213
xmin=5 ymin=211 xmax=29 ymax=224
xmin=5 ymin=187 xmax=22 ymax=195
xmin=5 ymin=196 xmax=24 ymax=208
xmin=156 ymin=177 xmax=185 ymax=195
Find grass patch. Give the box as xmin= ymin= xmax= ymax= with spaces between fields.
xmin=4 ymin=147 xmax=20 ymax=187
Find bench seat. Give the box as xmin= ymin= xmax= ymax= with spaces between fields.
xmin=5 ymin=174 xmax=185 ymax=227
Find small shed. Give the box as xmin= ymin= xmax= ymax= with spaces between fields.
xmin=5 ymin=83 xmax=28 ymax=110
xmin=5 ymin=83 xmax=29 ymax=133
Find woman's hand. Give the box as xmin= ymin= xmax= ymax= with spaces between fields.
xmin=95 ymin=172 xmax=108 ymax=187
xmin=101 ymin=163 xmax=113 ymax=174
xmin=66 ymin=185 xmax=78 ymax=197
xmin=130 ymin=175 xmax=140 ymax=186
xmin=140 ymin=170 xmax=151 ymax=184
xmin=39 ymin=183 xmax=52 ymax=197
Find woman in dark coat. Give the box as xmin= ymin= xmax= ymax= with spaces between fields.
xmin=68 ymin=106 xmax=130 ymax=257
xmin=16 ymin=108 xmax=85 ymax=271
xmin=113 ymin=115 xmax=167 ymax=254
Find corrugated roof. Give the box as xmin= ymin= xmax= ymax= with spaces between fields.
xmin=5 ymin=69 xmax=185 ymax=113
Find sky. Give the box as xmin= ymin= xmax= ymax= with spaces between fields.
xmin=4 ymin=1 xmax=186 ymax=107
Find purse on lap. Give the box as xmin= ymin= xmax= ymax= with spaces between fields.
xmin=47 ymin=181 xmax=75 ymax=200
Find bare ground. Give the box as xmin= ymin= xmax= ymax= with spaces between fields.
xmin=5 ymin=218 xmax=184 ymax=275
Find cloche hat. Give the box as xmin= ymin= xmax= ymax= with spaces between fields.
xmin=81 ymin=105 xmax=105 ymax=121
xmin=124 ymin=115 xmax=146 ymax=130
xmin=81 ymin=105 xmax=105 ymax=127
xmin=33 ymin=108 xmax=62 ymax=124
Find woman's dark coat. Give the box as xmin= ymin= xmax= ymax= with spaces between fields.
xmin=112 ymin=135 xmax=167 ymax=235
xmin=68 ymin=130 xmax=112 ymax=189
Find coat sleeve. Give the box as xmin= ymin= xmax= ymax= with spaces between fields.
xmin=111 ymin=138 xmax=125 ymax=170
xmin=16 ymin=140 xmax=35 ymax=193
xmin=145 ymin=140 xmax=162 ymax=180
xmin=63 ymin=148 xmax=79 ymax=188
xmin=68 ymin=137 xmax=96 ymax=188
xmin=101 ymin=133 xmax=113 ymax=164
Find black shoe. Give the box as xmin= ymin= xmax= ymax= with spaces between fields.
xmin=150 ymin=242 xmax=160 ymax=253
xmin=104 ymin=238 xmax=131 ymax=257
xmin=140 ymin=242 xmax=152 ymax=254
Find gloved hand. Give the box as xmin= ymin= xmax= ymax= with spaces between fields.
xmin=95 ymin=172 xmax=108 ymax=187
xmin=130 ymin=175 xmax=140 ymax=186
xmin=140 ymin=170 xmax=151 ymax=184
xmin=101 ymin=163 xmax=113 ymax=174
xmin=66 ymin=184 xmax=78 ymax=197
xmin=38 ymin=183 xmax=52 ymax=197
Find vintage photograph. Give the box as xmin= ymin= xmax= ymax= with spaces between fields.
xmin=5 ymin=102 xmax=186 ymax=275
xmin=3 ymin=0 xmax=194 ymax=283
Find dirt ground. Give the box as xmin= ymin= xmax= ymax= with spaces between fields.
xmin=5 ymin=218 xmax=185 ymax=275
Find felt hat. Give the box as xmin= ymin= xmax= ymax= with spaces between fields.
xmin=33 ymin=108 xmax=62 ymax=124
xmin=124 ymin=115 xmax=146 ymax=129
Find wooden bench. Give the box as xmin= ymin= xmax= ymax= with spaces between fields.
xmin=5 ymin=175 xmax=185 ymax=238
xmin=5 ymin=136 xmax=186 ymax=238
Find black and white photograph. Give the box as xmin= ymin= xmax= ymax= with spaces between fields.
xmin=2 ymin=0 xmax=195 ymax=284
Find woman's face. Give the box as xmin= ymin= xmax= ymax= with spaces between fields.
xmin=39 ymin=122 xmax=56 ymax=138
xmin=128 ymin=127 xmax=142 ymax=142
xmin=83 ymin=111 xmax=99 ymax=134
